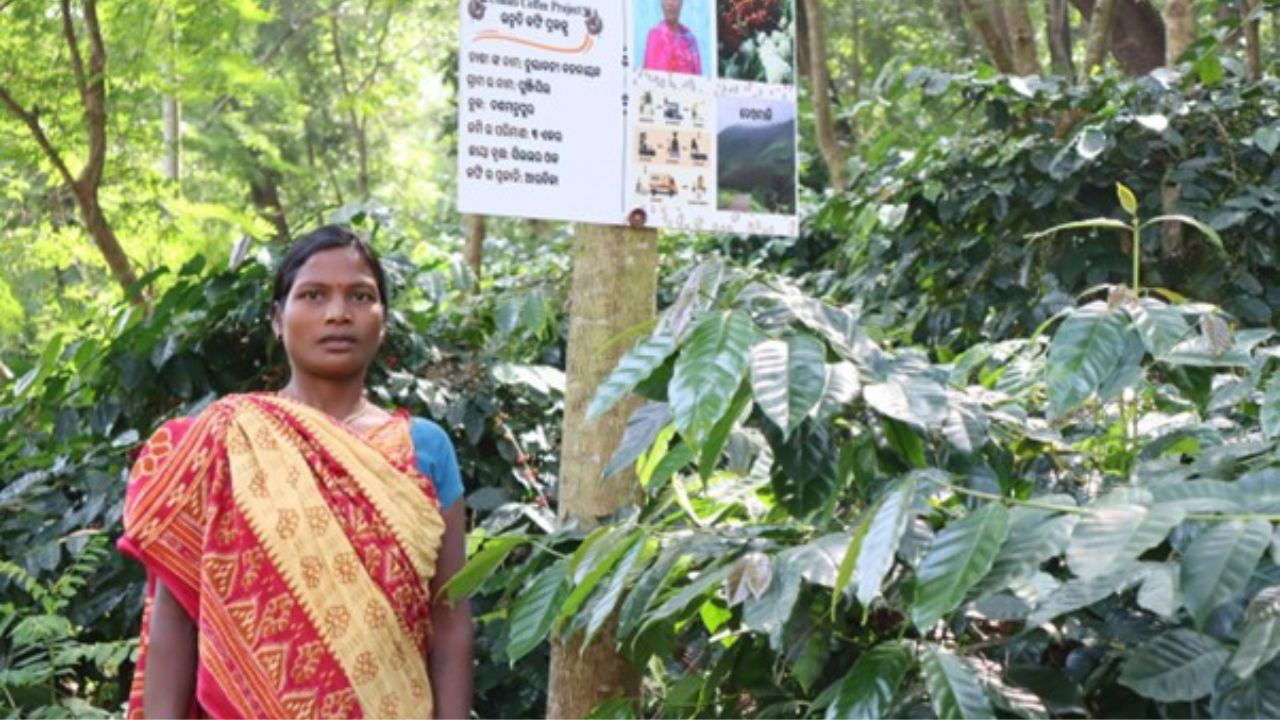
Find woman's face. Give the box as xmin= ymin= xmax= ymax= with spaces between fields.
xmin=273 ymin=246 xmax=385 ymax=382
xmin=662 ymin=0 xmax=682 ymax=24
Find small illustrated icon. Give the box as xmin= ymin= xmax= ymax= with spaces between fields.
xmin=585 ymin=9 xmax=603 ymax=35
xmin=468 ymin=0 xmax=485 ymax=20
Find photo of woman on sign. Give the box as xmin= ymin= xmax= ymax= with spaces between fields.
xmin=641 ymin=0 xmax=707 ymax=75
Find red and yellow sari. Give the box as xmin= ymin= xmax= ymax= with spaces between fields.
xmin=118 ymin=393 xmax=445 ymax=718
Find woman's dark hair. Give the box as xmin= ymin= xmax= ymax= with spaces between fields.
xmin=271 ymin=225 xmax=389 ymax=308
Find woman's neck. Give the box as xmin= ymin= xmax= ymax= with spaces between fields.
xmin=664 ymin=18 xmax=680 ymax=30
xmin=278 ymin=376 xmax=367 ymax=421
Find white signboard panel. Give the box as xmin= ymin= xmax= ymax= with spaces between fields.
xmin=458 ymin=0 xmax=798 ymax=236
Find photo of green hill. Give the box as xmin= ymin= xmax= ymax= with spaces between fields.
xmin=716 ymin=97 xmax=796 ymax=214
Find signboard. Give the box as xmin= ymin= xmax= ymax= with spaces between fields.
xmin=458 ymin=0 xmax=798 ymax=236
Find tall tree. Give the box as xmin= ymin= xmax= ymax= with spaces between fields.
xmin=462 ymin=213 xmax=485 ymax=283
xmin=1082 ymin=0 xmax=1119 ymax=72
xmin=0 ymin=0 xmax=138 ymax=290
xmin=1047 ymin=0 xmax=1076 ymax=79
xmin=546 ymin=224 xmax=658 ymax=718
xmin=1071 ymin=0 xmax=1166 ymax=75
xmin=1165 ymin=0 xmax=1196 ymax=64
xmin=1242 ymin=0 xmax=1262 ymax=81
xmin=961 ymin=0 xmax=1018 ymax=73
xmin=802 ymin=0 xmax=846 ymax=191
xmin=1004 ymin=0 xmax=1042 ymax=75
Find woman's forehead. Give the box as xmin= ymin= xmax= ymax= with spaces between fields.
xmin=293 ymin=246 xmax=378 ymax=283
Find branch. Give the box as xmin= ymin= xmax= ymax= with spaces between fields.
xmin=0 ymin=0 xmax=17 ymax=14
xmin=329 ymin=14 xmax=353 ymax=97
xmin=355 ymin=4 xmax=394 ymax=93
xmin=79 ymin=0 xmax=109 ymax=190
xmin=0 ymin=84 xmax=79 ymax=189
xmin=59 ymin=0 xmax=88 ymax=94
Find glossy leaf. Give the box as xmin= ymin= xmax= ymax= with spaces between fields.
xmin=971 ymin=509 xmax=1077 ymax=599
xmin=442 ymin=535 xmax=529 ymax=602
xmin=912 ymin=503 xmax=1010 ymax=629
xmin=669 ymin=311 xmax=758 ymax=447
xmin=749 ymin=333 xmax=827 ymax=438
xmin=1129 ymin=299 xmax=1192 ymax=357
xmin=506 ymin=559 xmax=569 ymax=663
xmin=825 ymin=640 xmax=913 ymax=719
xmin=922 ymin=645 xmax=994 ymax=719
xmin=1181 ymin=520 xmax=1272 ymax=627
xmin=1228 ymin=587 xmax=1280 ymax=679
xmin=1045 ymin=305 xmax=1131 ymax=417
xmin=603 ymin=403 xmax=671 ymax=479
xmin=1262 ymin=375 xmax=1280 ymax=439
xmin=1119 ymin=629 xmax=1228 ymax=702
xmin=587 ymin=334 xmax=677 ymax=420
xmin=855 ymin=476 xmax=918 ymax=606
xmin=862 ymin=373 xmax=948 ymax=429
xmin=1066 ymin=503 xmax=1184 ymax=580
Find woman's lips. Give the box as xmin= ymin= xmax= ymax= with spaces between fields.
xmin=318 ymin=335 xmax=358 ymax=351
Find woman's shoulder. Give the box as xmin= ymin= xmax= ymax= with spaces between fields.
xmin=408 ymin=416 xmax=454 ymax=449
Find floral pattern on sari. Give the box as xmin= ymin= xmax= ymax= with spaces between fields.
xmin=119 ymin=393 xmax=444 ymax=718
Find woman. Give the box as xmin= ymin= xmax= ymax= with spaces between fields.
xmin=642 ymin=0 xmax=702 ymax=75
xmin=117 ymin=226 xmax=473 ymax=718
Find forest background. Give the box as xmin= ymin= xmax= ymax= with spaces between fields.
xmin=2 ymin=0 xmax=1280 ymax=717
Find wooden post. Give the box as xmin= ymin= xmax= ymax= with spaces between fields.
xmin=546 ymin=222 xmax=657 ymax=718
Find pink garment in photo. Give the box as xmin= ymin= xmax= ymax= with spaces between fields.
xmin=643 ymin=22 xmax=702 ymax=75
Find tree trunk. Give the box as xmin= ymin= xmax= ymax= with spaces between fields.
xmin=1071 ymin=0 xmax=1166 ymax=76
xmin=960 ymin=0 xmax=1017 ymax=73
xmin=75 ymin=186 xmax=138 ymax=290
xmin=1004 ymin=0 xmax=1041 ymax=75
xmin=546 ymin=223 xmax=657 ymax=719
xmin=1165 ymin=0 xmax=1196 ymax=65
xmin=802 ymin=0 xmax=845 ymax=191
xmin=1242 ymin=0 xmax=1262 ymax=81
xmin=1047 ymin=0 xmax=1076 ymax=79
xmin=462 ymin=213 xmax=485 ymax=284
xmin=249 ymin=167 xmax=290 ymax=242
xmin=162 ymin=96 xmax=180 ymax=182
xmin=1083 ymin=0 xmax=1119 ymax=72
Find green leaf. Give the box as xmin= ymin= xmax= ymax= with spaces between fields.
xmin=1141 ymin=214 xmax=1225 ymax=253
xmin=971 ymin=508 xmax=1077 ymax=599
xmin=603 ymin=403 xmax=671 ymax=479
xmin=825 ymin=640 xmax=913 ymax=719
xmin=618 ymin=547 xmax=683 ymax=638
xmin=1262 ymin=375 xmax=1280 ymax=440
xmin=922 ymin=645 xmax=994 ymax=719
xmin=1128 ymin=299 xmax=1192 ymax=357
xmin=912 ymin=503 xmax=1010 ymax=629
xmin=863 ymin=373 xmax=948 ymax=429
xmin=1181 ymin=520 xmax=1272 ymax=627
xmin=699 ymin=381 xmax=751 ymax=479
xmin=1212 ymin=658 xmax=1280 ymax=719
xmin=1026 ymin=217 xmax=1130 ymax=242
xmin=1136 ymin=562 xmax=1180 ymax=618
xmin=1119 ymin=629 xmax=1228 ymax=702
xmin=587 ymin=334 xmax=677 ymax=420
xmin=669 ymin=311 xmax=758 ymax=447
xmin=749 ymin=333 xmax=828 ymax=438
xmin=1045 ymin=305 xmax=1132 ymax=417
xmin=1026 ymin=566 xmax=1137 ymax=626
xmin=559 ymin=530 xmax=643 ymax=627
xmin=1117 ymin=183 xmax=1138 ymax=216
xmin=1253 ymin=124 xmax=1280 ymax=155
xmin=811 ymin=361 xmax=861 ymax=422
xmin=506 ymin=559 xmax=569 ymax=663
xmin=769 ymin=420 xmax=840 ymax=517
xmin=855 ymin=476 xmax=918 ymax=606
xmin=645 ymin=562 xmax=735 ymax=629
xmin=442 ymin=534 xmax=529 ymax=602
xmin=1076 ymin=126 xmax=1107 ymax=160
xmin=583 ymin=538 xmax=656 ymax=646
xmin=1065 ymin=503 xmax=1185 ymax=580
xmin=743 ymin=553 xmax=801 ymax=644
xmin=942 ymin=394 xmax=988 ymax=454
xmin=1228 ymin=587 xmax=1280 ymax=679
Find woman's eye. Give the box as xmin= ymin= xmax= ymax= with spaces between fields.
xmin=353 ymin=290 xmax=376 ymax=303
xmin=299 ymin=289 xmax=321 ymax=300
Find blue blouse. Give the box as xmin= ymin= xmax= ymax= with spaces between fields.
xmin=410 ymin=417 xmax=464 ymax=509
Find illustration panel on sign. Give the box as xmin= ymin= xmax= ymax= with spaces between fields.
xmin=634 ymin=0 xmax=713 ymax=77
xmin=717 ymin=0 xmax=794 ymax=84
xmin=716 ymin=95 xmax=795 ymax=215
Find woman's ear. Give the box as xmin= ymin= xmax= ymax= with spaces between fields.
xmin=271 ymin=302 xmax=283 ymax=341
